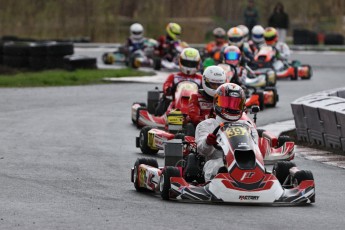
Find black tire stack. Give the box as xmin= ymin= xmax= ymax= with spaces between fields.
xmin=324 ymin=33 xmax=344 ymax=45
xmin=293 ymin=29 xmax=318 ymax=45
xmin=1 ymin=38 xmax=96 ymax=71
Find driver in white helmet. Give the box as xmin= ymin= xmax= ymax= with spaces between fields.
xmin=195 ymin=83 xmax=259 ymax=181
xmin=188 ymin=66 xmax=227 ymax=126
xmin=155 ymin=48 xmax=202 ymax=116
xmin=125 ymin=23 xmax=146 ymax=54
xmin=249 ymin=25 xmax=266 ymax=54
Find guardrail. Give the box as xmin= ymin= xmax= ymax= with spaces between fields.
xmin=291 ymin=88 xmax=345 ymax=151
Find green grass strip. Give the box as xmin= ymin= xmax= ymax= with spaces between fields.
xmin=0 ymin=68 xmax=155 ymax=87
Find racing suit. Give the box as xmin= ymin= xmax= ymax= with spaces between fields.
xmin=195 ymin=114 xmax=259 ymax=181
xmin=125 ymin=36 xmax=146 ymax=54
xmin=155 ymin=72 xmax=202 ymax=116
xmin=188 ymin=90 xmax=214 ymax=126
xmin=156 ymin=35 xmax=178 ymax=61
xmin=271 ymin=41 xmax=291 ymax=71
xmin=204 ymin=41 xmax=227 ymax=63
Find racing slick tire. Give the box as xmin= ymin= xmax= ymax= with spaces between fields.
xmin=301 ymin=65 xmax=312 ymax=80
xmin=160 ymin=166 xmax=181 ymax=200
xmin=129 ymin=53 xmax=140 ymax=69
xmin=139 ymin=126 xmax=159 ymax=155
xmin=292 ymin=170 xmax=314 ymax=186
xmin=273 ymin=161 xmax=296 ymax=185
xmin=133 ymin=158 xmax=159 ymax=192
xmin=132 ymin=102 xmax=146 ymax=124
xmin=267 ymin=71 xmax=277 ymax=86
xmin=253 ymin=91 xmax=265 ymax=111
xmin=278 ymin=135 xmax=293 ymax=147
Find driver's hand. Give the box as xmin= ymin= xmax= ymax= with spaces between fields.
xmin=206 ymin=133 xmax=217 ymax=145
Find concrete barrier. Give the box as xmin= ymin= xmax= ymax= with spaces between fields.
xmin=291 ymin=87 xmax=345 ymax=152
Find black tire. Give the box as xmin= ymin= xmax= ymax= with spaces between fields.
xmin=133 ymin=158 xmax=159 ymax=192
xmin=3 ymin=55 xmax=29 ymax=68
xmin=292 ymin=170 xmax=314 ymax=186
xmin=185 ymin=122 xmax=195 ymax=137
xmin=29 ymin=42 xmax=50 ymax=57
xmin=301 ymin=65 xmax=312 ymax=80
xmin=153 ymin=57 xmax=161 ymax=70
xmin=63 ymin=55 xmax=97 ymax=71
xmin=29 ymin=57 xmax=46 ymax=70
xmin=132 ymin=102 xmax=147 ymax=123
xmin=273 ymin=161 xmax=296 ymax=185
xmin=257 ymin=129 xmax=265 ymax=138
xmin=3 ymin=42 xmax=31 ymax=56
xmin=46 ymin=56 xmax=65 ymax=69
xmin=160 ymin=166 xmax=181 ymax=200
xmin=291 ymin=67 xmax=298 ymax=80
xmin=46 ymin=42 xmax=74 ymax=56
xmin=278 ymin=135 xmax=293 ymax=147
xmin=139 ymin=126 xmax=159 ymax=155
xmin=264 ymin=87 xmax=278 ymax=108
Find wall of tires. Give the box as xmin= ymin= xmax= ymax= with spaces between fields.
xmin=0 ymin=38 xmax=96 ymax=71
xmin=293 ymin=29 xmax=344 ymax=45
xmin=291 ymin=88 xmax=345 ymax=152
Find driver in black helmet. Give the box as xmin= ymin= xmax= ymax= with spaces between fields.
xmin=195 ymin=83 xmax=258 ymax=181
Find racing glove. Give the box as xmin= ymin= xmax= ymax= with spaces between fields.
xmin=206 ymin=133 xmax=218 ymax=145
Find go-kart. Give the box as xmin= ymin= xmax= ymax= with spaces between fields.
xmin=131 ymin=121 xmax=315 ymax=205
xmin=102 ymin=38 xmax=160 ymax=69
xmin=218 ymin=64 xmax=279 ymax=109
xmin=250 ymin=46 xmax=312 ymax=80
xmin=245 ymin=63 xmax=277 ymax=88
xmin=131 ymin=80 xmax=200 ymax=129
xmin=136 ymin=106 xmax=294 ymax=164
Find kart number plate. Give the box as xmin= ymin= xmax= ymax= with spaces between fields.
xmin=225 ymin=127 xmax=247 ymax=137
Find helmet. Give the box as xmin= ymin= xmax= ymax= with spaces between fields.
xmin=237 ymin=25 xmax=249 ymax=42
xmin=227 ymin=27 xmax=244 ymax=47
xmin=166 ymin=23 xmax=182 ymax=41
xmin=130 ymin=23 xmax=144 ymax=40
xmin=223 ymin=45 xmax=241 ymax=66
xmin=179 ymin=48 xmax=200 ymax=75
xmin=251 ymin=25 xmax=265 ymax=43
xmin=213 ymin=27 xmax=226 ymax=39
xmin=214 ymin=83 xmax=246 ymax=121
xmin=264 ymin=27 xmax=278 ymax=46
xmin=202 ymin=66 xmax=227 ymax=97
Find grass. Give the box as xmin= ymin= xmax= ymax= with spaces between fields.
xmin=0 ymin=67 xmax=155 ymax=87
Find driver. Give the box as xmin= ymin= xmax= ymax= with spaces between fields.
xmin=156 ymin=22 xmax=182 ymax=61
xmin=125 ymin=23 xmax=146 ymax=54
xmin=263 ymin=27 xmax=290 ymax=61
xmin=155 ymin=47 xmax=202 ymax=116
xmin=188 ymin=65 xmax=227 ymax=126
xmin=204 ymin=27 xmax=227 ymax=63
xmin=195 ymin=83 xmax=258 ymax=181
xmin=222 ymin=45 xmax=248 ymax=87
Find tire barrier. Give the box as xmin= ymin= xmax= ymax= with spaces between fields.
xmin=324 ymin=33 xmax=344 ymax=45
xmin=293 ymin=29 xmax=318 ymax=45
xmin=0 ymin=40 xmax=95 ymax=71
xmin=291 ymin=88 xmax=345 ymax=151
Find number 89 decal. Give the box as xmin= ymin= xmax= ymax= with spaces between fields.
xmin=225 ymin=127 xmax=247 ymax=137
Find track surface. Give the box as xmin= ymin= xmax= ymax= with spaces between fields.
xmin=0 ymin=50 xmax=344 ymax=229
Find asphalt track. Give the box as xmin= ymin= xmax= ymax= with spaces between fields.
xmin=0 ymin=50 xmax=345 ymax=229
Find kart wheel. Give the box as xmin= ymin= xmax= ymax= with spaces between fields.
xmin=139 ymin=126 xmax=159 ymax=155
xmin=133 ymin=158 xmax=159 ymax=192
xmin=273 ymin=161 xmax=296 ymax=185
xmin=160 ymin=166 xmax=181 ymax=200
xmin=267 ymin=71 xmax=277 ymax=86
xmin=257 ymin=129 xmax=266 ymax=138
xmin=301 ymin=65 xmax=312 ymax=80
xmin=278 ymin=135 xmax=293 ymax=147
xmin=253 ymin=91 xmax=265 ymax=111
xmin=132 ymin=102 xmax=146 ymax=124
xmin=292 ymin=170 xmax=314 ymax=187
xmin=290 ymin=67 xmax=298 ymax=80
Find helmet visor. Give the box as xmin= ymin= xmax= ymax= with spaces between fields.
xmin=253 ymin=34 xmax=263 ymax=40
xmin=264 ymin=35 xmax=276 ymax=41
xmin=205 ymin=81 xmax=223 ymax=90
xmin=216 ymin=95 xmax=244 ymax=111
xmin=229 ymin=37 xmax=243 ymax=43
xmin=224 ymin=52 xmax=240 ymax=61
xmin=132 ymin=31 xmax=142 ymax=35
xmin=180 ymin=59 xmax=199 ymax=68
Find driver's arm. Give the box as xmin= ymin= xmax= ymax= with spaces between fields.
xmin=195 ymin=119 xmax=217 ymax=157
xmin=163 ymin=74 xmax=175 ymax=96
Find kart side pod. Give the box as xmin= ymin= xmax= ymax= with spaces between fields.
xmin=164 ymin=139 xmax=183 ymax=166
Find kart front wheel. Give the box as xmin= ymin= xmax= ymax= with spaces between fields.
xmin=292 ymin=170 xmax=314 ymax=186
xmin=133 ymin=158 xmax=159 ymax=192
xmin=160 ymin=166 xmax=181 ymax=200
xmin=139 ymin=126 xmax=159 ymax=155
xmin=273 ymin=161 xmax=296 ymax=185
xmin=278 ymin=135 xmax=293 ymax=147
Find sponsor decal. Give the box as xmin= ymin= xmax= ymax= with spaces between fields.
xmin=240 ymin=172 xmax=255 ymax=181
xmin=239 ymin=195 xmax=259 ymax=201
xmin=139 ymin=167 xmax=147 ymax=187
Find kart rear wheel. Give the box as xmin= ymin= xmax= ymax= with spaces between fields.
xmin=132 ymin=102 xmax=146 ymax=124
xmin=139 ymin=126 xmax=159 ymax=155
xmin=264 ymin=87 xmax=278 ymax=108
xmin=278 ymin=135 xmax=293 ymax=147
xmin=290 ymin=67 xmax=298 ymax=80
xmin=273 ymin=161 xmax=296 ymax=185
xmin=301 ymin=65 xmax=312 ymax=80
xmin=133 ymin=158 xmax=159 ymax=192
xmin=160 ymin=166 xmax=181 ymax=200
